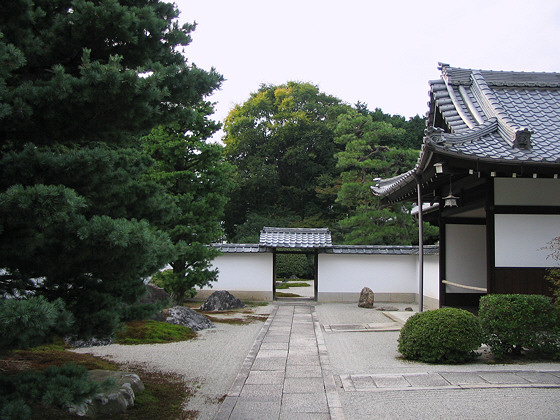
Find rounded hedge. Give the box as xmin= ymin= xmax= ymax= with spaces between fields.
xmin=398 ymin=307 xmax=483 ymax=364
xmin=478 ymin=294 xmax=560 ymax=359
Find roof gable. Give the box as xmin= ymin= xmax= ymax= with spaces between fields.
xmin=373 ymin=64 xmax=560 ymax=203
xmin=259 ymin=227 xmax=332 ymax=248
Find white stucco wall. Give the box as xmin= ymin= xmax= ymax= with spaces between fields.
xmin=318 ymin=253 xmax=439 ymax=304
xmin=495 ymin=214 xmax=560 ymax=268
xmin=494 ymin=178 xmax=560 ymax=206
xmin=445 ymin=224 xmax=487 ymax=293
xmin=209 ymin=252 xmax=273 ymax=291
xmin=422 ymin=254 xmax=440 ymax=301
xmin=205 ymin=250 xmax=439 ymax=306
xmin=318 ymin=254 xmax=416 ymax=293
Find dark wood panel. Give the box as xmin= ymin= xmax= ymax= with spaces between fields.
xmin=445 ymin=293 xmax=485 ymax=308
xmin=493 ymin=268 xmax=553 ymax=296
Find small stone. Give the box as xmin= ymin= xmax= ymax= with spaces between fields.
xmin=200 ymin=290 xmax=245 ymax=311
xmin=358 ymin=287 xmax=375 ymax=308
xmin=166 ymin=306 xmax=215 ymax=331
xmin=376 ymin=305 xmax=399 ymax=311
xmin=405 ymin=307 xmax=414 ymax=312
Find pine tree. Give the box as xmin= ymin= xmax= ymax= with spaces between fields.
xmin=334 ymin=109 xmax=438 ymax=245
xmin=0 ymin=0 xmax=222 ymax=337
xmin=143 ymin=116 xmax=234 ymax=305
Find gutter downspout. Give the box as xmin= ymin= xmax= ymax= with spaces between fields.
xmin=416 ymin=176 xmax=424 ymax=312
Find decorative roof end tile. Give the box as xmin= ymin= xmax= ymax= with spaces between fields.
xmin=514 ymin=127 xmax=532 ymax=149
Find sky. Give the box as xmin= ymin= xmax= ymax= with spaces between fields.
xmin=173 ymin=0 xmax=560 ymax=139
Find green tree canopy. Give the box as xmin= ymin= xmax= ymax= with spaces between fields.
xmin=334 ymin=109 xmax=438 ymax=245
xmin=0 ymin=0 xmax=222 ymax=337
xmin=222 ymin=82 xmax=350 ymax=240
xmin=143 ymin=118 xmax=234 ymax=305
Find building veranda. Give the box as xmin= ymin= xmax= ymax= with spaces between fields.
xmin=372 ymin=64 xmax=560 ymax=307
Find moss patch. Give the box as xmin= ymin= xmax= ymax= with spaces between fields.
xmin=2 ymin=346 xmax=118 ymax=374
xmin=276 ymin=282 xmax=310 ymax=289
xmin=276 ymin=292 xmax=302 ymax=298
xmin=116 ymin=320 xmax=196 ymax=345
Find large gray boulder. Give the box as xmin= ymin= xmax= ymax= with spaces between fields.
xmin=200 ymin=290 xmax=245 ymax=311
xmin=358 ymin=287 xmax=375 ymax=308
xmin=141 ymin=283 xmax=170 ymax=305
xmin=166 ymin=306 xmax=215 ymax=331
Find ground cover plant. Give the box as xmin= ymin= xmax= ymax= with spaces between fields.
xmin=478 ymin=294 xmax=560 ymax=359
xmin=116 ymin=320 xmax=197 ymax=345
xmin=275 ymin=292 xmax=302 ymax=298
xmin=398 ymin=307 xmax=483 ymax=364
xmin=275 ymin=281 xmax=311 ymax=290
xmin=0 ymin=344 xmax=195 ymax=419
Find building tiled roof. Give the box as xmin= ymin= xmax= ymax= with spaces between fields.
xmin=259 ymin=227 xmax=332 ymax=248
xmin=212 ymin=243 xmax=267 ymax=253
xmin=372 ymin=64 xmax=560 ymax=201
xmin=327 ymin=245 xmax=438 ymax=255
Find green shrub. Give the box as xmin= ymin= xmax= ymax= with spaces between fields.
xmin=276 ymin=253 xmax=314 ymax=279
xmin=0 ymin=363 xmax=111 ymax=420
xmin=478 ymin=294 xmax=560 ymax=359
xmin=0 ymin=297 xmax=74 ymax=351
xmin=545 ymin=268 xmax=560 ymax=307
xmin=398 ymin=308 xmax=483 ymax=364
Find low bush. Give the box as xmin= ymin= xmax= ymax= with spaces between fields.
xmin=398 ymin=308 xmax=483 ymax=364
xmin=0 ymin=296 xmax=74 ymax=351
xmin=0 ymin=363 xmax=111 ymax=420
xmin=478 ymin=294 xmax=560 ymax=359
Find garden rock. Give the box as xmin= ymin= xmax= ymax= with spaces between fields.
xmin=65 ymin=336 xmax=114 ymax=348
xmin=376 ymin=305 xmax=399 ymax=311
xmin=166 ymin=306 xmax=215 ymax=331
xmin=358 ymin=287 xmax=375 ymax=308
xmin=141 ymin=283 xmax=170 ymax=305
xmin=68 ymin=370 xmax=144 ymax=417
xmin=200 ymin=290 xmax=245 ymax=311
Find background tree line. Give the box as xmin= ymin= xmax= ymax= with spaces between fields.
xmin=222 ymin=82 xmax=438 ymax=245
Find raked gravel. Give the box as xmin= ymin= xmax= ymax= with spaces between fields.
xmin=72 ymin=304 xmax=272 ymax=420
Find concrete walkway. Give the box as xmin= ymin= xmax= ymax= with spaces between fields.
xmin=215 ymin=304 xmax=344 ymax=420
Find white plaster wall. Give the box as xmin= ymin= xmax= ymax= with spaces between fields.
xmin=209 ymin=253 xmax=273 ymax=291
xmin=422 ymin=254 xmax=440 ymax=301
xmin=445 ymin=224 xmax=487 ymax=293
xmin=495 ymin=178 xmax=560 ymax=206
xmin=495 ymin=214 xmax=560 ymax=268
xmin=318 ymin=254 xmax=422 ymax=294
xmin=207 ymin=251 xmax=440 ymax=304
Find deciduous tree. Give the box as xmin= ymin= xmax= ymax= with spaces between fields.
xmin=222 ymin=82 xmax=350 ymax=240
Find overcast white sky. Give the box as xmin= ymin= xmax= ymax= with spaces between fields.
xmin=174 ymin=0 xmax=560 ymax=138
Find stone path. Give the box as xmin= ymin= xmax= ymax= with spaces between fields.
xmin=214 ymin=304 xmax=344 ymax=420
xmin=340 ymin=370 xmax=560 ymax=392
xmin=215 ymin=303 xmax=560 ymax=419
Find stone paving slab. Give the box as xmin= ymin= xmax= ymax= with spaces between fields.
xmin=215 ymin=304 xmax=345 ymax=420
xmin=339 ymin=370 xmax=560 ymax=392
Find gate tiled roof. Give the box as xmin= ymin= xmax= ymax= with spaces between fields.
xmin=259 ymin=227 xmax=332 ymax=248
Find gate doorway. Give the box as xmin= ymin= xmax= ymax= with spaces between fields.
xmin=272 ymin=250 xmax=318 ymax=301
xmin=260 ymin=227 xmax=331 ymax=302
